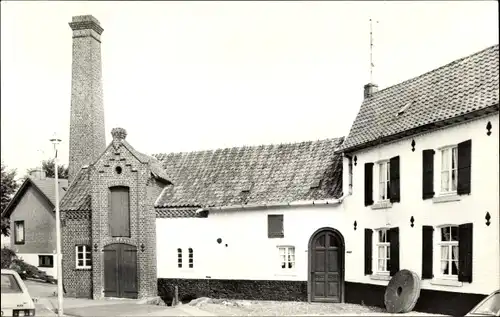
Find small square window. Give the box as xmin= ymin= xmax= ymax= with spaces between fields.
xmin=75 ymin=245 xmax=91 ymax=269
xmin=278 ymin=246 xmax=295 ymax=270
xmin=268 ymin=215 xmax=284 ymax=238
xmin=38 ymin=255 xmax=54 ymax=268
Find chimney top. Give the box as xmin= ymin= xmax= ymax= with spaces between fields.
xmin=364 ymin=83 xmax=379 ymax=99
xmin=69 ymin=15 xmax=103 ymax=35
xmin=29 ymin=169 xmax=47 ymax=180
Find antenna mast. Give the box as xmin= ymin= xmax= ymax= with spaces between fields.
xmin=369 ymin=18 xmax=378 ymax=84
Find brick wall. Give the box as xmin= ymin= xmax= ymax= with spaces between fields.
xmin=68 ymin=15 xmax=106 ymax=184
xmin=61 ymin=212 xmax=93 ymax=298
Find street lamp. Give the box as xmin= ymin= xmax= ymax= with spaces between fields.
xmin=50 ymin=133 xmax=64 ymax=317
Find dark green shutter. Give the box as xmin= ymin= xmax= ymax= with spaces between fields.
xmin=458 ymin=223 xmax=473 ymax=283
xmin=422 ymin=149 xmax=435 ymax=199
xmin=457 ymin=140 xmax=471 ymax=195
xmin=364 ymin=228 xmax=373 ymax=275
xmin=389 ymin=227 xmax=400 ymax=276
xmin=389 ymin=156 xmax=400 ymax=203
xmin=364 ymin=163 xmax=374 ymax=206
xmin=422 ymin=226 xmax=434 ymax=279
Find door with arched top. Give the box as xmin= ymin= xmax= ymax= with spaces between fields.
xmin=103 ymin=243 xmax=138 ymax=299
xmin=309 ymin=229 xmax=344 ymax=303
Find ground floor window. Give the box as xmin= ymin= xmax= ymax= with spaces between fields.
xmin=375 ymin=229 xmax=390 ymax=274
xmin=75 ymin=245 xmax=92 ymax=269
xmin=278 ymin=246 xmax=295 ymax=270
xmin=38 ymin=255 xmax=54 ymax=268
xmin=438 ymin=225 xmax=459 ymax=278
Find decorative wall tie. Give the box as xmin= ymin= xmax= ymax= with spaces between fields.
xmin=486 ymin=121 xmax=492 ymax=136
xmin=354 ymin=156 xmax=358 ymax=166
xmin=485 ymin=212 xmax=491 ymax=226
xmin=94 ymin=243 xmax=98 ymax=252
xmin=353 ymin=221 xmax=357 ymax=231
xmin=140 ymin=243 xmax=145 ymax=252
xmin=411 ymin=139 xmax=416 ymax=152
xmin=410 ymin=216 xmax=415 ymax=228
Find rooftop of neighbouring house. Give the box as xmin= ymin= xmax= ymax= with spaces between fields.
xmin=338 ymin=44 xmax=500 ymax=153
xmin=154 ymin=137 xmax=344 ymax=209
xmin=60 ymin=137 xmax=345 ymax=213
xmin=1 ymin=176 xmax=69 ymax=218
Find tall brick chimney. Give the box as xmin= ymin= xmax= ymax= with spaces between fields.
xmin=68 ymin=15 xmax=106 ymax=184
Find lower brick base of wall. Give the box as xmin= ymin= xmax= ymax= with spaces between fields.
xmin=158 ymin=279 xmax=487 ymax=316
xmin=345 ymin=281 xmax=488 ymax=317
xmin=157 ymin=278 xmax=307 ymax=305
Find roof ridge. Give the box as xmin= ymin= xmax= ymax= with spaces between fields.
xmin=371 ymin=44 xmax=499 ymax=97
xmin=153 ymin=136 xmax=345 ymax=158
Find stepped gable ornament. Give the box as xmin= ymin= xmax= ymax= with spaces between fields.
xmin=384 ymin=269 xmax=421 ymax=314
xmin=111 ymin=127 xmax=127 ymax=150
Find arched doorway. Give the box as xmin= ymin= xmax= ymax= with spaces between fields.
xmin=308 ymin=228 xmax=345 ymax=303
xmin=103 ymin=243 xmax=138 ymax=299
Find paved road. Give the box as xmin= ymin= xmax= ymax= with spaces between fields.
xmin=24 ymin=280 xmax=212 ymax=316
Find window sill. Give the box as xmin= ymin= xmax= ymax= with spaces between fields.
xmin=370 ymin=274 xmax=391 ymax=281
xmin=75 ymin=267 xmax=92 ymax=271
xmin=433 ymin=194 xmax=461 ymax=204
xmin=371 ymin=201 xmax=393 ymax=210
xmin=430 ymin=278 xmax=463 ymax=287
xmin=275 ymin=272 xmax=297 ymax=277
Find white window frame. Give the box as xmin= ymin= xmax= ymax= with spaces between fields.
xmin=278 ymin=246 xmax=295 ymax=270
xmin=377 ymin=161 xmax=390 ymax=202
xmin=374 ymin=228 xmax=390 ymax=275
xmin=439 ymin=145 xmax=458 ymax=195
xmin=435 ymin=225 xmax=459 ymax=280
xmin=75 ymin=245 xmax=92 ymax=269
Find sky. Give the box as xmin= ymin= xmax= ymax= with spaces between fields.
xmin=1 ymin=1 xmax=498 ymax=179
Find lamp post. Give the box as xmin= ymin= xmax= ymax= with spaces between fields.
xmin=50 ymin=134 xmax=64 ymax=317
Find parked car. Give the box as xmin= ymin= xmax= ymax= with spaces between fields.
xmin=466 ymin=290 xmax=500 ymax=317
xmin=1 ymin=269 xmax=36 ymax=316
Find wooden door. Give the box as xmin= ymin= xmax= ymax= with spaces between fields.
xmin=311 ymin=231 xmax=342 ymax=302
xmin=103 ymin=243 xmax=138 ymax=299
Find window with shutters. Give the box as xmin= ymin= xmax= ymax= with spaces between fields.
xmin=268 ymin=214 xmax=284 ymax=238
xmin=75 ymin=245 xmax=92 ymax=269
xmin=278 ymin=246 xmax=295 ymax=270
xmin=14 ymin=221 xmax=25 ymax=244
xmin=440 ymin=146 xmax=458 ymax=194
xmin=109 ymin=186 xmax=130 ymax=237
xmin=377 ymin=161 xmax=390 ymax=201
xmin=437 ymin=225 xmax=459 ymax=279
xmin=375 ymin=229 xmax=390 ymax=274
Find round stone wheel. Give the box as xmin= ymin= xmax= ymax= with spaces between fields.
xmin=384 ymin=269 xmax=421 ymax=313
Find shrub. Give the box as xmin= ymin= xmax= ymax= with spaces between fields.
xmin=1 ymin=247 xmax=16 ymax=269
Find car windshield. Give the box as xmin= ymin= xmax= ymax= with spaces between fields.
xmin=471 ymin=292 xmax=500 ymax=316
xmin=1 ymin=273 xmax=23 ymax=294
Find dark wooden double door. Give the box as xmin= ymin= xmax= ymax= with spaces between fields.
xmin=103 ymin=243 xmax=138 ymax=299
xmin=310 ymin=230 xmax=343 ymax=302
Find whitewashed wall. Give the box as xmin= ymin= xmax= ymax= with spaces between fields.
xmin=15 ymin=253 xmax=57 ymax=277
xmin=342 ymin=113 xmax=500 ymax=295
xmin=157 ymin=204 xmax=349 ymax=282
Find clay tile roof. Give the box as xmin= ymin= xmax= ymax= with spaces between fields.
xmin=153 ymin=137 xmax=344 ymax=208
xmin=156 ymin=207 xmax=199 ymax=218
xmin=59 ymin=168 xmax=91 ymax=211
xmin=30 ymin=178 xmax=69 ymax=206
xmin=338 ymin=44 xmax=500 ymax=153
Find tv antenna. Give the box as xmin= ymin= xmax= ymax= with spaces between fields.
xmin=370 ymin=18 xmax=379 ymax=84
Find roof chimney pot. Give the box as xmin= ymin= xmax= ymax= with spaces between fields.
xmin=364 ymin=83 xmax=379 ymax=99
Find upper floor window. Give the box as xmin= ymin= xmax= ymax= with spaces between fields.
xmin=378 ymin=161 xmax=390 ymax=201
xmin=375 ymin=229 xmax=390 ymax=274
xmin=109 ymin=186 xmax=130 ymax=237
xmin=268 ymin=214 xmax=284 ymax=238
xmin=438 ymin=226 xmax=459 ymax=278
xmin=75 ymin=245 xmax=92 ymax=269
xmin=14 ymin=221 xmax=25 ymax=244
xmin=440 ymin=146 xmax=458 ymax=194
xmin=278 ymin=246 xmax=295 ymax=270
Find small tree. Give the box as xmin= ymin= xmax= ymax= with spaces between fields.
xmin=26 ymin=159 xmax=68 ymax=179
xmin=1 ymin=162 xmax=18 ymax=236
